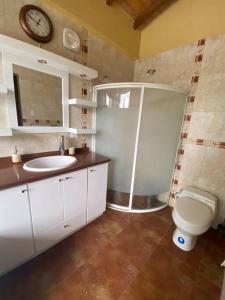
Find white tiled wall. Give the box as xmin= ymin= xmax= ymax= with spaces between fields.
xmin=134 ymin=35 xmax=225 ymax=227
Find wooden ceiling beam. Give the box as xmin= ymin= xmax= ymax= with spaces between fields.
xmin=106 ymin=0 xmax=115 ymax=6
xmin=133 ymin=0 xmax=176 ymax=30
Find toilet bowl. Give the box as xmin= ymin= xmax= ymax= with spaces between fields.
xmin=172 ymin=187 xmax=217 ymax=251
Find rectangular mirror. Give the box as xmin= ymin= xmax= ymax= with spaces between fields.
xmin=0 ymin=51 xmax=9 ymax=132
xmin=12 ymin=64 xmax=63 ymax=127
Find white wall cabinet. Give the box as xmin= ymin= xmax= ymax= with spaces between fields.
xmin=0 ymin=163 xmax=108 ymax=275
xmin=0 ymin=185 xmax=35 ymax=275
xmin=87 ymin=163 xmax=108 ymax=222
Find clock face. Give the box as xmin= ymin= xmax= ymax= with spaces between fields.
xmin=25 ymin=9 xmax=50 ymax=38
xmin=19 ymin=5 xmax=53 ymax=43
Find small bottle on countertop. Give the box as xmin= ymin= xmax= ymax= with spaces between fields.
xmin=12 ymin=146 xmax=22 ymax=163
xmin=68 ymin=147 xmax=75 ymax=155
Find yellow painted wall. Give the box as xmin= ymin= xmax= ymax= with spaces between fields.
xmin=43 ymin=0 xmax=141 ymax=59
xmin=42 ymin=0 xmax=225 ymax=60
xmin=140 ymin=0 xmax=225 ymax=59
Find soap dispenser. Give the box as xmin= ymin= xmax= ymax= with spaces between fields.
xmin=12 ymin=146 xmax=22 ymax=163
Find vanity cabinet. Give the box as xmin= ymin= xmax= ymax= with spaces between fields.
xmin=0 ymin=185 xmax=35 ymax=274
xmin=0 ymin=162 xmax=108 ymax=275
xmin=87 ymin=164 xmax=108 ymax=222
xmin=29 ymin=169 xmax=87 ymax=253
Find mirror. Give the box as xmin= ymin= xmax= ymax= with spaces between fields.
xmin=0 ymin=51 xmax=9 ymax=130
xmin=12 ymin=64 xmax=63 ymax=127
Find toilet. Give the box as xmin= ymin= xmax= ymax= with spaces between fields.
xmin=172 ymin=186 xmax=217 ymax=251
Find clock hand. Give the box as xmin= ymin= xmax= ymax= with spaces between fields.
xmin=28 ymin=14 xmax=39 ymax=25
xmin=37 ymin=17 xmax=42 ymax=26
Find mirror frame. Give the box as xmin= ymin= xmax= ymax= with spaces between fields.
xmin=1 ymin=51 xmax=69 ymax=133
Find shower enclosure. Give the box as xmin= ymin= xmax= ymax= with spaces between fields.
xmin=93 ymin=83 xmax=187 ymax=212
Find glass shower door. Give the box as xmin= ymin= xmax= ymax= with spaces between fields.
xmin=131 ymin=88 xmax=186 ymax=211
xmin=95 ymin=87 xmax=141 ymax=210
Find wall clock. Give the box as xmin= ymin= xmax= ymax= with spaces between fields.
xmin=19 ymin=5 xmax=53 ymax=43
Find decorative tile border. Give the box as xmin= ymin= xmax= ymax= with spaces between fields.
xmin=197 ymin=38 xmax=206 ymax=46
xmin=169 ymin=37 xmax=207 ymax=206
xmin=81 ymin=43 xmax=88 ymax=54
xmin=22 ymin=118 xmax=62 ymax=126
xmin=82 ymin=87 xmax=88 ymax=96
xmin=195 ymin=54 xmax=203 ymax=62
xmin=82 ymin=108 xmax=88 ymax=115
xmin=187 ymin=96 xmax=195 ymax=103
xmin=186 ymin=137 xmax=225 ymax=149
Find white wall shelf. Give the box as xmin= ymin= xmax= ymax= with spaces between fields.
xmin=11 ymin=127 xmax=69 ymax=134
xmin=0 ymin=127 xmax=96 ymax=136
xmin=0 ymin=84 xmax=8 ymax=95
xmin=69 ymin=128 xmax=96 ymax=135
xmin=68 ymin=98 xmax=97 ymax=108
xmin=0 ymin=128 xmax=13 ymax=136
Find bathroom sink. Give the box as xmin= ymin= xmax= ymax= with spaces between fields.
xmin=23 ymin=156 xmax=77 ymax=172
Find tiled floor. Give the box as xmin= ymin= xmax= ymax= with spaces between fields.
xmin=0 ymin=207 xmax=224 ymax=300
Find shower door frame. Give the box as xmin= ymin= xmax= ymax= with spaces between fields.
xmin=92 ymin=82 xmax=187 ymax=213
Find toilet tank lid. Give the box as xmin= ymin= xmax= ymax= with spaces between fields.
xmin=181 ymin=187 xmax=217 ymax=205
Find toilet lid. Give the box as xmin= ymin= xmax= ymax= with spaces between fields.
xmin=175 ymin=197 xmax=212 ymax=225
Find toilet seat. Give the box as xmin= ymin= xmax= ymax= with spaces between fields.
xmin=173 ymin=196 xmax=213 ymax=235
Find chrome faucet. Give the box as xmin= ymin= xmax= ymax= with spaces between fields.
xmin=59 ymin=135 xmax=65 ymax=155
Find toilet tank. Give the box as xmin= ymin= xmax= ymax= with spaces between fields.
xmin=180 ymin=187 xmax=217 ymax=214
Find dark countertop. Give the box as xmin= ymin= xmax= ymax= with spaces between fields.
xmin=0 ymin=151 xmax=110 ymax=191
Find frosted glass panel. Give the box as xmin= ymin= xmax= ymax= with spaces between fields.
xmin=132 ymin=88 xmax=186 ymax=209
xmin=96 ymin=88 xmax=141 ymax=208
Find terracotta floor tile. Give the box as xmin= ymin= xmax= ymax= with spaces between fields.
xmin=87 ymin=242 xmax=139 ymax=298
xmin=131 ymin=214 xmax=172 ymax=242
xmin=112 ymin=224 xmax=159 ymax=269
xmin=92 ymin=209 xmax=131 ymax=241
xmin=60 ymin=222 xmax=109 ymax=268
xmin=197 ymin=244 xmax=224 ymax=288
xmin=151 ymin=206 xmax=174 ymax=226
xmin=48 ymin=243 xmax=138 ymax=300
xmin=119 ymin=273 xmax=166 ymax=300
xmin=140 ymin=246 xmax=195 ymax=299
xmin=189 ymin=276 xmax=221 ymax=300
xmin=46 ymin=264 xmax=103 ymax=300
xmin=200 ymin=228 xmax=225 ymax=251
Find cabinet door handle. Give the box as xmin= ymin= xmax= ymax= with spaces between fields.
xmin=66 ymin=177 xmax=72 ymax=180
xmin=58 ymin=178 xmax=65 ymax=182
xmin=90 ymin=169 xmax=96 ymax=172
xmin=20 ymin=189 xmax=27 ymax=194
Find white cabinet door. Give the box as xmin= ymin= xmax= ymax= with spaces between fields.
xmin=0 ymin=185 xmax=35 ymax=275
xmin=63 ymin=169 xmax=87 ymax=234
xmin=29 ymin=175 xmax=64 ymax=253
xmin=87 ymin=163 xmax=108 ymax=222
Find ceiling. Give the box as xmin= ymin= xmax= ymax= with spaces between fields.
xmin=106 ymin=0 xmax=176 ymax=29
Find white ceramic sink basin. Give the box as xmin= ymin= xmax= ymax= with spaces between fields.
xmin=23 ymin=155 xmax=77 ymax=172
